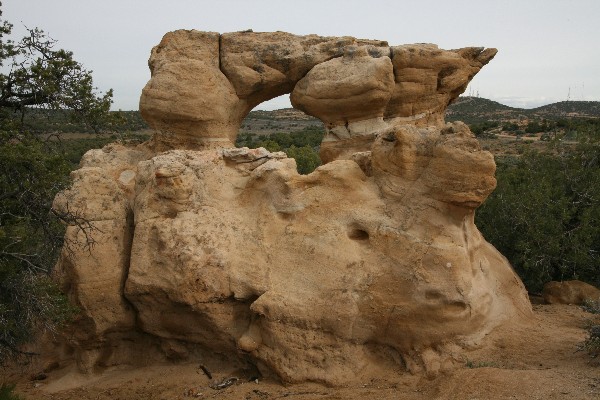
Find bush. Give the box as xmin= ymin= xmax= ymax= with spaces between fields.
xmin=525 ymin=120 xmax=548 ymax=133
xmin=0 ymin=383 xmax=23 ymax=400
xmin=469 ymin=121 xmax=499 ymax=136
xmin=236 ymin=126 xmax=324 ymax=174
xmin=582 ymin=300 xmax=600 ymax=314
xmin=502 ymin=122 xmax=520 ymax=132
xmin=578 ymin=325 xmax=600 ymax=358
xmin=284 ymin=145 xmax=321 ymax=174
xmin=476 ymin=133 xmax=600 ymax=292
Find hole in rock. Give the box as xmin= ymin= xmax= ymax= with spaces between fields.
xmin=381 ymin=131 xmax=397 ymax=142
xmin=238 ymin=294 xmax=260 ymax=305
xmin=348 ymin=227 xmax=370 ymax=241
xmin=425 ymin=290 xmax=444 ymax=301
xmin=277 ymin=211 xmax=294 ymax=220
xmin=236 ymin=94 xmax=325 ymax=175
xmin=446 ymin=300 xmax=468 ymax=314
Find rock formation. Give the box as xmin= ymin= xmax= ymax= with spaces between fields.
xmin=50 ymin=30 xmax=532 ymax=385
xmin=542 ymin=280 xmax=600 ymax=305
xmin=139 ymin=29 xmax=496 ymax=158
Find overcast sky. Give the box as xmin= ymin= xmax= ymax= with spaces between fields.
xmin=3 ymin=0 xmax=599 ymax=111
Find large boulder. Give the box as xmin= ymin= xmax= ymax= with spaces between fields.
xmin=542 ymin=280 xmax=600 ymax=305
xmin=50 ymin=30 xmax=531 ymax=385
xmin=52 ymin=125 xmax=531 ymax=384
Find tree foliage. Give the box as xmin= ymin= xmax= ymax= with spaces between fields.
xmin=284 ymin=145 xmax=321 ymax=174
xmin=0 ymin=18 xmax=112 ymax=129
xmin=236 ymin=126 xmax=324 ymax=174
xmin=477 ymin=126 xmax=600 ymax=292
xmin=0 ymin=4 xmax=112 ymax=362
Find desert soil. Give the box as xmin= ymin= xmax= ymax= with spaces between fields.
xmin=4 ymin=303 xmax=600 ymax=400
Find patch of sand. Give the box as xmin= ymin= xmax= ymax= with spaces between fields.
xmin=4 ymin=304 xmax=599 ymax=400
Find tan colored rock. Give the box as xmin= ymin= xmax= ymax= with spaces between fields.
xmin=542 ymin=280 xmax=600 ymax=305
xmin=139 ymin=30 xmax=242 ymax=149
xmin=52 ymin=123 xmax=530 ymax=385
xmin=290 ymin=45 xmax=394 ymax=126
xmin=50 ymin=31 xmax=528 ymax=385
xmin=371 ymin=121 xmax=497 ymax=208
xmin=220 ymin=31 xmax=387 ymax=111
xmin=140 ymin=30 xmax=388 ymax=151
xmin=385 ymin=44 xmax=497 ymax=126
xmin=314 ymin=45 xmax=496 ymax=162
xmin=51 ymin=143 xmax=151 ymax=371
xmin=138 ymin=30 xmax=493 ymax=162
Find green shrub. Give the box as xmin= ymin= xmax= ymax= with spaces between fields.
xmin=476 ymin=132 xmax=600 ymax=292
xmin=0 ymin=383 xmax=23 ymax=400
xmin=236 ymin=126 xmax=324 ymax=174
xmin=578 ymin=325 xmax=600 ymax=357
xmin=284 ymin=145 xmax=321 ymax=174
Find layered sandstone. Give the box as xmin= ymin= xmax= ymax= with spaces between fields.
xmin=50 ymin=30 xmax=531 ymax=385
xmin=139 ymin=29 xmax=495 ymax=157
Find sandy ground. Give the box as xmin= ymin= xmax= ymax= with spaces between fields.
xmin=3 ymin=303 xmax=599 ymax=400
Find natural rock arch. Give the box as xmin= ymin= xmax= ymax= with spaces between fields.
xmin=49 ymin=30 xmax=532 ymax=386
xmin=140 ymin=30 xmax=496 ymax=162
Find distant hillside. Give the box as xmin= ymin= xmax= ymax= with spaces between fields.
xmin=446 ymin=97 xmax=600 ymax=123
xmin=13 ymin=97 xmax=600 ymax=135
xmin=247 ymin=108 xmax=319 ymax=121
xmin=532 ymin=101 xmax=600 ymax=118
xmin=446 ymin=97 xmax=522 ymax=124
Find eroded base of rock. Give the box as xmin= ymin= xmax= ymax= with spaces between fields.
xmin=50 ymin=122 xmax=532 ymax=385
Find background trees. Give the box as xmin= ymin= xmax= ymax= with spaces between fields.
xmin=236 ymin=126 xmax=323 ymax=174
xmin=476 ymin=126 xmax=600 ymax=292
xmin=0 ymin=4 xmax=113 ymax=362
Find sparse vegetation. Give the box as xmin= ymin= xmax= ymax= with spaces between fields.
xmin=0 ymin=383 xmax=23 ymax=400
xmin=0 ymin=4 xmax=117 ymax=364
xmin=446 ymin=96 xmax=600 ymax=124
xmin=582 ymin=300 xmax=600 ymax=315
xmin=578 ymin=325 xmax=600 ymax=358
xmin=236 ymin=126 xmax=324 ymax=174
xmin=465 ymin=359 xmax=499 ymax=369
xmin=469 ymin=121 xmax=499 ymax=136
xmin=476 ymin=124 xmax=600 ymax=293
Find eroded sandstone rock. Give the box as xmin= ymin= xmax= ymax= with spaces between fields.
xmin=290 ymin=46 xmax=394 ymax=126
xmin=139 ymin=29 xmax=494 ymax=159
xmin=140 ymin=31 xmax=242 ymax=150
xmin=50 ymin=30 xmax=532 ymax=385
xmin=220 ymin=31 xmax=386 ymax=111
xmin=542 ymin=280 xmax=600 ymax=305
xmin=52 ymin=125 xmax=531 ymax=384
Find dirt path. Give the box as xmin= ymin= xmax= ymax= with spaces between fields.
xmin=5 ymin=304 xmax=599 ymax=400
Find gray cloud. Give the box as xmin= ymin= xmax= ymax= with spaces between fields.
xmin=4 ymin=0 xmax=599 ymax=110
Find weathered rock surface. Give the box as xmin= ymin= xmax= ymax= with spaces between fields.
xmin=50 ymin=31 xmax=531 ymax=385
xmin=220 ymin=31 xmax=386 ymax=112
xmin=51 ymin=126 xmax=531 ymax=384
xmin=139 ymin=29 xmax=495 ymax=159
xmin=140 ymin=31 xmax=241 ymax=150
xmin=290 ymin=46 xmax=394 ymax=126
xmin=542 ymin=280 xmax=600 ymax=305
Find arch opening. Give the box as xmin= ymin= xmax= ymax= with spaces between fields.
xmin=235 ymin=94 xmax=325 ymax=175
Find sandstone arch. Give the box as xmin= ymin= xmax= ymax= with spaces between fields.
xmin=140 ymin=30 xmax=496 ymax=162
xmin=50 ymin=30 xmax=532 ymax=385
